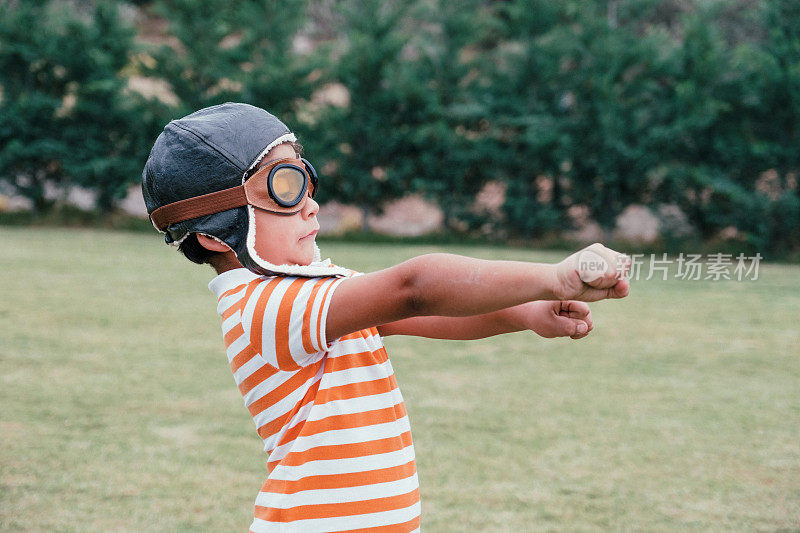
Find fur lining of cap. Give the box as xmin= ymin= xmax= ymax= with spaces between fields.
xmin=169 ymin=233 xmax=190 ymax=247
xmin=244 ymin=204 xmax=350 ymax=278
xmin=243 ymin=132 xmax=298 ymax=184
xmin=240 ymin=135 xmax=349 ymax=278
xmin=151 ymin=211 xmax=190 ymax=247
xmin=199 ymin=232 xmax=231 ymax=250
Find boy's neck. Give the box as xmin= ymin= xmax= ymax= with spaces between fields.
xmin=209 ymin=251 xmax=244 ymax=275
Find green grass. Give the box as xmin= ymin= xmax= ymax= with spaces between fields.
xmin=1 ymin=226 xmax=798 ymax=531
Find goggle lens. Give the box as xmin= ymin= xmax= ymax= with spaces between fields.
xmin=271 ymin=167 xmax=307 ymax=205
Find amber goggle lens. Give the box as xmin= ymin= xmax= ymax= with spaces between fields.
xmin=269 ymin=166 xmax=308 ymax=207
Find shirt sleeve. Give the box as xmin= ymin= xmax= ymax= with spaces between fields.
xmin=242 ymin=275 xmax=344 ymax=370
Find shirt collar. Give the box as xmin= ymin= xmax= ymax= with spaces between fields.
xmin=208 ymin=268 xmax=258 ymax=297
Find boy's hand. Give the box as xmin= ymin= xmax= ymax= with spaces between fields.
xmin=554 ymin=243 xmax=631 ymax=302
xmin=512 ymin=300 xmax=594 ymax=339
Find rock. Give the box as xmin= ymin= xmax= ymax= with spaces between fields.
xmin=657 ymin=203 xmax=694 ymax=238
xmin=717 ymin=225 xmax=742 ymax=241
xmin=613 ymin=204 xmax=660 ymax=243
xmin=565 ymin=220 xmax=606 ymax=244
xmin=472 ymin=180 xmax=506 ymax=217
xmin=564 ymin=204 xmax=606 ymax=243
xmin=0 ymin=193 xmax=33 ymax=211
xmin=317 ymin=201 xmax=363 ymax=235
xmin=64 ymin=186 xmax=96 ymax=210
xmin=118 ymin=185 xmax=148 ymax=217
xmin=367 ymin=195 xmax=444 ymax=236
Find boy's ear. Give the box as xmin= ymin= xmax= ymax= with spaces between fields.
xmin=196 ymin=233 xmax=232 ymax=253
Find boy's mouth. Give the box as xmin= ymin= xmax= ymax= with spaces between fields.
xmin=300 ymin=229 xmax=318 ymax=241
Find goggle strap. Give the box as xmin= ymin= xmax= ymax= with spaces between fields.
xmin=150 ymin=185 xmax=248 ymax=232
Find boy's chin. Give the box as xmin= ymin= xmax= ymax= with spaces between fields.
xmin=275 ymin=241 xmax=318 ymax=267
xmin=290 ymin=253 xmax=315 ymax=267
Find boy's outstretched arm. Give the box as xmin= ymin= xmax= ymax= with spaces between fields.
xmin=377 ymin=300 xmax=594 ymax=340
xmin=326 ymin=243 xmax=628 ymax=341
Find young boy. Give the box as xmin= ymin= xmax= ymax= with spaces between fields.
xmin=142 ymin=103 xmax=630 ymax=532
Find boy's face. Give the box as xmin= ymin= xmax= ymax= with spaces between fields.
xmin=251 ymin=142 xmax=320 ymax=266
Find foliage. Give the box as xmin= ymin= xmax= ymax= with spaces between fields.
xmin=1 ymin=0 xmax=799 ymax=253
xmin=393 ymin=0 xmax=496 ymax=231
xmin=304 ymin=0 xmax=417 ymax=227
xmin=476 ymin=0 xmax=800 ymax=253
xmin=0 ymin=0 xmax=161 ymax=211
xmin=144 ymin=0 xmax=312 ymax=119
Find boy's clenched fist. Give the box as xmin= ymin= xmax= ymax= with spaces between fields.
xmin=554 ymin=243 xmax=631 ymax=302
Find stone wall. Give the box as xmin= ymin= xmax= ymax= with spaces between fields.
xmin=1 ymin=183 xmax=698 ymax=243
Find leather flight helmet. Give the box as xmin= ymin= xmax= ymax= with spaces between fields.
xmin=141 ymin=102 xmax=348 ymax=278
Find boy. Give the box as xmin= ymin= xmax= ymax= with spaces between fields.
xmin=142 ymin=103 xmax=630 ymax=532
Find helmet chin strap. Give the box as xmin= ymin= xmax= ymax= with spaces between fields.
xmin=239 ymin=204 xmax=351 ymax=278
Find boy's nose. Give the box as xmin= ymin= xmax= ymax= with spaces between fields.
xmin=304 ymin=196 xmax=320 ymax=218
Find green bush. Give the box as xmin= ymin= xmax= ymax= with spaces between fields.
xmin=0 ymin=0 xmax=163 ymax=212
xmin=1 ymin=0 xmax=798 ymax=255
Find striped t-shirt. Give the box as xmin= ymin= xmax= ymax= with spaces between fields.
xmin=208 ymin=268 xmax=420 ymax=532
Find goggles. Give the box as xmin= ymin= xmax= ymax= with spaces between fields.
xmin=150 ymin=157 xmax=318 ymax=232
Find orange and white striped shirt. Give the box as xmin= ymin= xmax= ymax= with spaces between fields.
xmin=209 ymin=268 xmax=420 ymax=532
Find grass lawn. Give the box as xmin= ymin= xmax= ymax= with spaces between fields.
xmin=1 ymin=226 xmax=798 ymax=531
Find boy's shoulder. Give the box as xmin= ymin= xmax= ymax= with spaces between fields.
xmin=208 ymin=269 xmax=357 ymax=326
xmin=210 ymin=268 xmax=355 ymax=367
